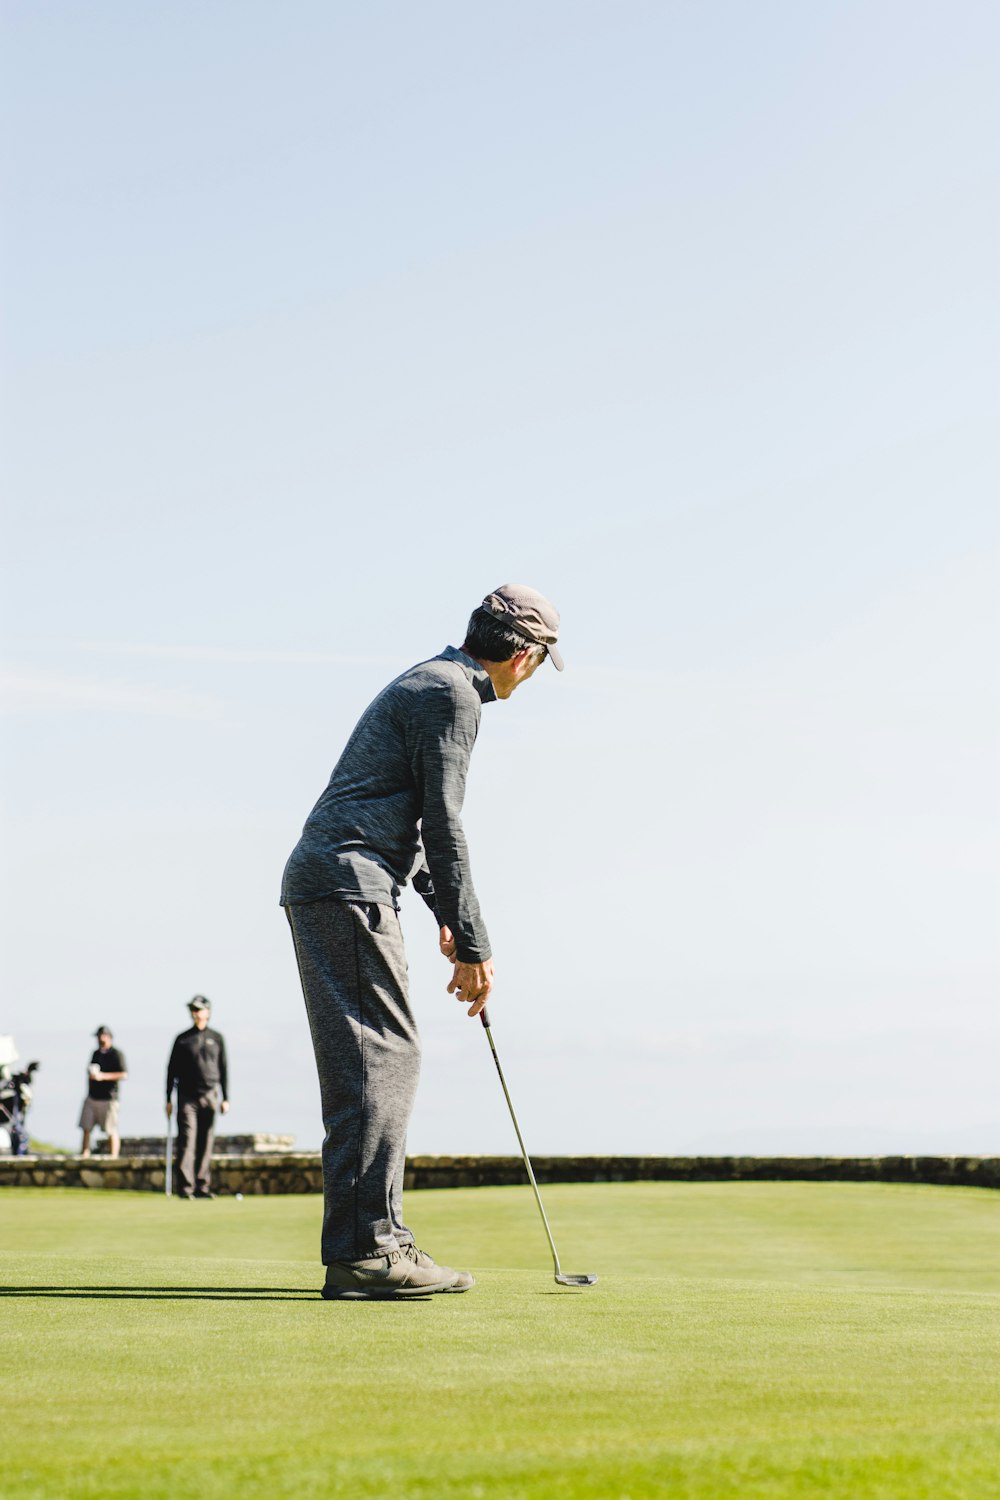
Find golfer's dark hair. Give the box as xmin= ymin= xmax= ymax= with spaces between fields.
xmin=462 ymin=607 xmax=537 ymax=664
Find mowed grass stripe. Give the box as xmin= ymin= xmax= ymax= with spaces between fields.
xmin=3 ymin=1183 xmax=1000 ymax=1498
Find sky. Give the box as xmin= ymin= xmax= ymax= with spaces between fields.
xmin=1 ymin=1 xmax=997 ymax=1158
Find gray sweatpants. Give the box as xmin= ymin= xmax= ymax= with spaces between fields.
xmin=286 ymin=899 xmax=420 ymax=1264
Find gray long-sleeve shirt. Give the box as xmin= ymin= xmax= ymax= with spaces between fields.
xmin=280 ymin=646 xmax=495 ymax=963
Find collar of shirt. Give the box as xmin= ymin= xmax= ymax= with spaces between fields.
xmin=439 ymin=644 xmax=498 ymax=705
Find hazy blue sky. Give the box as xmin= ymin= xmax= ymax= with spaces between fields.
xmin=2 ymin=1 xmax=997 ymax=1156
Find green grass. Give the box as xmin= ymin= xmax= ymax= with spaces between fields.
xmin=3 ymin=1181 xmax=1000 ymax=1498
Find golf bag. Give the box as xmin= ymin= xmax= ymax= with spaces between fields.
xmin=0 ymin=1035 xmax=39 ymax=1157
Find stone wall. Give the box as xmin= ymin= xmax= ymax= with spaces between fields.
xmin=0 ymin=1153 xmax=320 ymax=1193
xmin=3 ymin=1153 xmax=1000 ymax=1194
xmin=408 ymin=1153 xmax=1000 ymax=1190
xmin=116 ymin=1133 xmax=296 ymax=1158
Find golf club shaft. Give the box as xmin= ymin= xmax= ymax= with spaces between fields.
xmin=165 ymin=1103 xmax=173 ymax=1198
xmin=480 ymin=1007 xmax=562 ymax=1276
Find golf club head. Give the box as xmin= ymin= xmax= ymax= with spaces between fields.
xmin=555 ymin=1273 xmax=598 ymax=1286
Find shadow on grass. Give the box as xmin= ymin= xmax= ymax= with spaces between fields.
xmin=0 ymin=1285 xmax=322 ymax=1300
xmin=1 ymin=1284 xmax=585 ymax=1300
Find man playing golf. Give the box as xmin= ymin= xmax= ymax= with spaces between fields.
xmin=281 ymin=585 xmax=562 ymax=1300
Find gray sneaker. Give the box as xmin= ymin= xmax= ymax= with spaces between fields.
xmin=321 ymin=1249 xmax=458 ymax=1300
xmin=399 ymin=1242 xmax=475 ymax=1293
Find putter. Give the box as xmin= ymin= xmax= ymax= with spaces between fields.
xmin=165 ymin=1102 xmax=173 ymax=1198
xmin=480 ymin=1007 xmax=597 ymax=1287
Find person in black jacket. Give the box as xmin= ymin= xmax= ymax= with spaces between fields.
xmin=165 ymin=996 xmax=229 ymax=1199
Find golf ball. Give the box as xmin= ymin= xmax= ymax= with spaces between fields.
xmin=235 ymin=1193 xmax=244 ymax=1201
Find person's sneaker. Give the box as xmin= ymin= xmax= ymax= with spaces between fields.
xmin=321 ymin=1249 xmax=459 ymax=1300
xmin=399 ymin=1241 xmax=475 ymax=1293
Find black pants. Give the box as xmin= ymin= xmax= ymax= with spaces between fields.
xmin=175 ymin=1093 xmax=217 ymax=1196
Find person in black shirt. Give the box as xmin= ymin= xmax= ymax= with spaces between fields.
xmin=165 ymin=996 xmax=229 ymax=1199
xmin=79 ymin=1026 xmax=128 ymax=1157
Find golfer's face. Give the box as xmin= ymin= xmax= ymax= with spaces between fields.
xmin=191 ymin=1008 xmax=209 ymax=1029
xmin=516 ymin=650 xmax=545 ymax=688
xmin=495 ymin=648 xmax=546 ymax=699
xmin=98 ymin=1032 xmax=111 ymax=1048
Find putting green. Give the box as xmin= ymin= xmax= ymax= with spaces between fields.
xmin=3 ymin=1181 xmax=1000 ymax=1498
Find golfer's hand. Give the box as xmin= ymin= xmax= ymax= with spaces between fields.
xmin=439 ymin=925 xmax=457 ymax=961
xmin=221 ymin=1100 xmax=230 ymax=1115
xmin=447 ymin=959 xmax=495 ymax=1018
xmin=165 ymin=1100 xmax=173 ymax=1119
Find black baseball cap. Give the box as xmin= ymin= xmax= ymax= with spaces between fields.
xmin=188 ymin=995 xmax=211 ymax=1012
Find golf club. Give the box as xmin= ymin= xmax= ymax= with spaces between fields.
xmin=480 ymin=1007 xmax=597 ymax=1287
xmin=165 ymin=1101 xmax=173 ymax=1198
